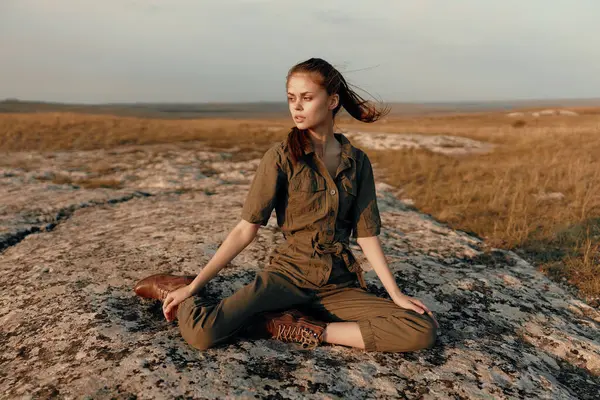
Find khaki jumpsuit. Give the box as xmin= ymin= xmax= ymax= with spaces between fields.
xmin=177 ymin=133 xmax=438 ymax=352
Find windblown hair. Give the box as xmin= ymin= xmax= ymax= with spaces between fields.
xmin=286 ymin=57 xmax=389 ymax=165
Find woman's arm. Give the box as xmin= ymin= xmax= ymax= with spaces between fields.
xmin=186 ymin=219 xmax=260 ymax=295
xmin=356 ymin=236 xmax=402 ymax=299
xmin=357 ymin=235 xmax=438 ymax=327
xmin=163 ymin=219 xmax=260 ymax=321
xmin=165 ymin=145 xmax=284 ymax=321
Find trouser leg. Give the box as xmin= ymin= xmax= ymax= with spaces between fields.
xmin=177 ymin=269 xmax=311 ymax=350
xmin=309 ymin=286 xmax=438 ymax=353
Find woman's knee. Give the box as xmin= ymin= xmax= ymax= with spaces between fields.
xmin=178 ymin=312 xmax=219 ymax=350
xmin=180 ymin=325 xmax=217 ymax=351
xmin=385 ymin=311 xmax=438 ymax=352
xmin=176 ymin=297 xmax=218 ymax=350
xmin=408 ymin=311 xmax=437 ymax=350
xmin=417 ymin=314 xmax=438 ymax=349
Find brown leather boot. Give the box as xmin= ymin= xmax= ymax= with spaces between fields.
xmin=133 ymin=274 xmax=195 ymax=302
xmin=262 ymin=309 xmax=327 ymax=350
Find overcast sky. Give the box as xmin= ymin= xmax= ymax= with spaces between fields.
xmin=1 ymin=0 xmax=599 ymax=103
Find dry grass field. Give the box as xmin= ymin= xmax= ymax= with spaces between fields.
xmin=342 ymin=111 xmax=600 ymax=304
xmin=1 ymin=109 xmax=599 ymax=304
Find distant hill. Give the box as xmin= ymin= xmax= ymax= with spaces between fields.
xmin=1 ymin=98 xmax=600 ymax=119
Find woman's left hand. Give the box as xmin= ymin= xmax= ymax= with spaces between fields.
xmin=393 ymin=293 xmax=439 ymax=329
xmin=162 ymin=285 xmax=192 ymax=322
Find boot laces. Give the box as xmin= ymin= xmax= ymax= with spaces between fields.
xmin=275 ymin=323 xmax=322 ymax=350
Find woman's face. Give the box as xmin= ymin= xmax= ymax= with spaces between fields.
xmin=287 ymin=73 xmax=338 ymax=131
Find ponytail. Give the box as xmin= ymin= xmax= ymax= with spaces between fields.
xmin=287 ymin=126 xmax=308 ymax=165
xmin=285 ymin=58 xmax=390 ymax=165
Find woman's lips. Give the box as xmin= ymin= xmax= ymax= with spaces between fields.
xmin=294 ymin=116 xmax=305 ymax=122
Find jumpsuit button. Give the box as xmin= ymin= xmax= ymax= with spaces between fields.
xmin=330 ymin=189 xmax=336 ymax=195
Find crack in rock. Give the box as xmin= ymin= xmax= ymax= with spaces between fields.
xmin=1 ymin=143 xmax=599 ymax=399
xmin=0 ymin=191 xmax=152 ymax=253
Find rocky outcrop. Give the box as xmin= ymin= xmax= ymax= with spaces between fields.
xmin=1 ymin=140 xmax=598 ymax=399
xmin=509 ymin=109 xmax=580 ymax=118
xmin=343 ymin=131 xmax=496 ymax=156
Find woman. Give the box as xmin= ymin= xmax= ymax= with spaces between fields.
xmin=134 ymin=58 xmax=439 ymax=352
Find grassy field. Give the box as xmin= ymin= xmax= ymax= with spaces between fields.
xmin=343 ymin=112 xmax=600 ymax=304
xmin=1 ymin=110 xmax=598 ymax=305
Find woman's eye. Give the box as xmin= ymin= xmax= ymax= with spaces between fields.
xmin=303 ymin=97 xmax=311 ymax=101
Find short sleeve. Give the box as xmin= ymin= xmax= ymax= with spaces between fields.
xmin=241 ymin=145 xmax=286 ymax=226
xmin=351 ymin=152 xmax=382 ymax=238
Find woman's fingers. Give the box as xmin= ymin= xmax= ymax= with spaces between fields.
xmin=413 ymin=299 xmax=430 ymax=313
xmin=411 ymin=304 xmax=425 ymax=314
xmin=406 ymin=297 xmax=425 ymax=314
xmin=169 ymin=304 xmax=181 ymax=322
xmin=411 ymin=298 xmax=439 ymax=328
xmin=394 ymin=295 xmax=425 ymax=314
xmin=168 ymin=304 xmax=179 ymax=322
xmin=163 ymin=293 xmax=174 ymax=319
xmin=163 ymin=294 xmax=184 ymax=322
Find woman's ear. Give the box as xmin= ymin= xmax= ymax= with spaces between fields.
xmin=329 ymin=94 xmax=340 ymax=110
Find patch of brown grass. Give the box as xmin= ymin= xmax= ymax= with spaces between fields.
xmin=0 ymin=112 xmax=288 ymax=153
xmin=75 ymin=178 xmax=124 ymax=189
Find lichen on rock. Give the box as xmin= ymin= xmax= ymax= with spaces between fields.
xmin=1 ymin=141 xmax=599 ymax=399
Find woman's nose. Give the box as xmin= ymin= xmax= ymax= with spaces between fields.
xmin=294 ymin=101 xmax=303 ymax=110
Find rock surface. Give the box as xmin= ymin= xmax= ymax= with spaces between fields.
xmin=1 ymin=139 xmax=599 ymax=399
xmin=343 ymin=131 xmax=496 ymax=156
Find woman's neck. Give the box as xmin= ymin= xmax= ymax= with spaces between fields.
xmin=307 ymin=123 xmax=337 ymax=157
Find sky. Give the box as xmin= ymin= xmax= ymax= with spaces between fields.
xmin=1 ymin=0 xmax=599 ymax=103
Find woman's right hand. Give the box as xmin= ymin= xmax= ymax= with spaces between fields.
xmin=162 ymin=285 xmax=193 ymax=322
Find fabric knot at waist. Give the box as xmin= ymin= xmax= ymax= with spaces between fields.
xmin=284 ymin=231 xmax=366 ymax=288
xmin=313 ymin=241 xmax=345 ymax=257
xmin=309 ymin=234 xmax=366 ymax=289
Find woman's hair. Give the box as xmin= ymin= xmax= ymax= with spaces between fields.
xmin=286 ymin=57 xmax=390 ymax=165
